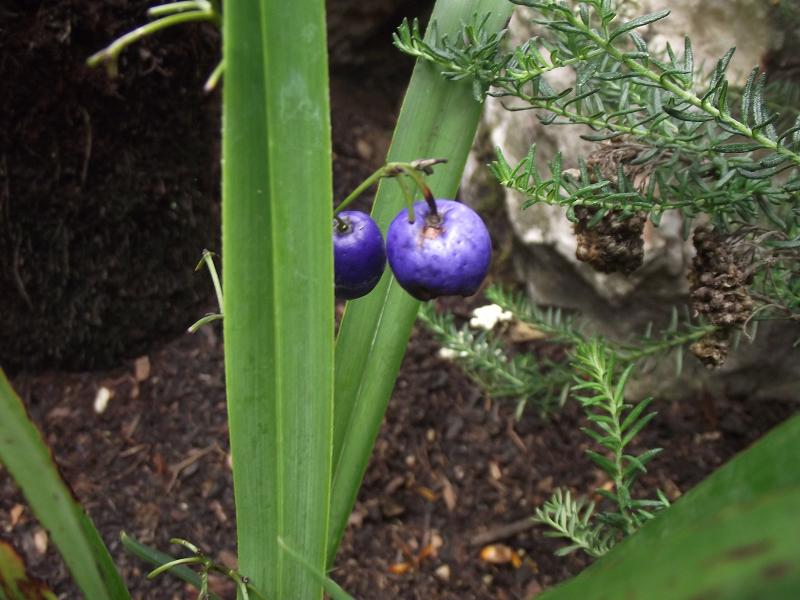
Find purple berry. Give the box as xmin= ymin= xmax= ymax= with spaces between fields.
xmin=333 ymin=210 xmax=386 ymax=300
xmin=386 ymin=199 xmax=492 ymax=300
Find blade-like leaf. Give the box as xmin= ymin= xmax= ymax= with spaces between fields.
xmin=328 ymin=0 xmax=515 ymax=565
xmin=620 ymin=397 xmax=654 ymax=432
xmin=613 ymin=364 xmax=636 ymax=404
xmin=278 ymin=538 xmax=356 ymax=600
xmin=585 ymin=450 xmax=618 ymax=476
xmin=621 ymin=412 xmax=657 ymax=447
xmin=663 ymin=105 xmax=715 ymax=122
xmin=740 ymin=67 xmax=759 ymax=126
xmin=539 ymin=415 xmax=800 ymax=600
xmin=711 ymin=142 xmax=763 ymax=153
xmin=0 ymin=371 xmax=130 ymax=599
xmin=609 ymin=9 xmax=670 ymax=42
xmin=223 ymin=1 xmax=333 ymax=597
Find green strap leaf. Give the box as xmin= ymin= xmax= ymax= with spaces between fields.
xmin=0 ymin=371 xmax=130 ymax=599
xmin=278 ymin=538 xmax=356 ymax=600
xmin=327 ymin=0 xmax=515 ymax=565
xmin=222 ymin=0 xmax=333 ymax=597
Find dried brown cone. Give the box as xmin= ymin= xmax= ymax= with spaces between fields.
xmin=689 ymin=225 xmax=754 ymax=328
xmin=572 ymin=143 xmax=651 ymax=275
xmin=574 ymin=207 xmax=646 ymax=275
xmin=586 ymin=142 xmax=652 ymax=191
xmin=688 ymin=225 xmax=755 ymax=368
xmin=689 ymin=330 xmax=730 ymax=369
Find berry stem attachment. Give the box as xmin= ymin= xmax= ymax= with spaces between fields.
xmin=333 ymin=158 xmax=448 ymax=220
xmin=395 ymin=176 xmax=416 ymax=224
xmin=333 ymin=214 xmax=349 ymax=232
xmin=333 ymin=167 xmax=388 ymax=216
xmin=392 ymin=164 xmax=440 ymax=223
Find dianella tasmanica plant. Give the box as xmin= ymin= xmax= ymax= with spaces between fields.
xmin=0 ymin=0 xmax=513 ymax=599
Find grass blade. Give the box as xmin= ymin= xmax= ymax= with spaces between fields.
xmin=278 ymin=538 xmax=357 ymax=600
xmin=0 ymin=371 xmax=130 ymax=599
xmin=223 ymin=1 xmax=333 ymax=598
xmin=328 ymin=0 xmax=515 ymax=564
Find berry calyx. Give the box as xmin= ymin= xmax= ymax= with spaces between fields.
xmin=333 ymin=211 xmax=386 ymax=300
xmin=386 ymin=199 xmax=491 ymax=300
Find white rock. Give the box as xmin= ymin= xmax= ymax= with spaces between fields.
xmin=464 ymin=2 xmax=800 ymax=398
xmin=474 ymin=2 xmax=772 ymax=311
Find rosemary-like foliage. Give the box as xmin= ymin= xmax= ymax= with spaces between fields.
xmin=421 ymin=285 xmax=714 ymax=415
xmin=395 ymin=0 xmax=800 ymax=321
xmin=419 ymin=303 xmax=571 ymax=417
xmin=534 ymin=338 xmax=670 ymax=558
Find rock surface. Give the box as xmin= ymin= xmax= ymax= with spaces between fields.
xmin=464 ymin=2 xmax=800 ymax=399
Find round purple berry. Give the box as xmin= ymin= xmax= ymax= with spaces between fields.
xmin=386 ymin=199 xmax=492 ymax=300
xmin=333 ymin=210 xmax=386 ymax=300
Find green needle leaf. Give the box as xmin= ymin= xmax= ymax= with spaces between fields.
xmin=609 ymin=10 xmax=670 ymax=42
xmin=663 ymin=105 xmax=715 ymax=122
xmin=711 ymin=142 xmax=764 ymax=153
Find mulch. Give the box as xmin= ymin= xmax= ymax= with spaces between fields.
xmin=1 ymin=306 xmax=796 ymax=599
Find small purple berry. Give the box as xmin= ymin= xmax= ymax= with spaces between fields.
xmin=386 ymin=199 xmax=492 ymax=300
xmin=333 ymin=210 xmax=386 ymax=300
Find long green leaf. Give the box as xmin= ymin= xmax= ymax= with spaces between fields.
xmin=223 ymin=1 xmax=333 ymax=598
xmin=328 ymin=0 xmax=515 ymax=564
xmin=539 ymin=415 xmax=800 ymax=600
xmin=278 ymin=538 xmax=356 ymax=600
xmin=0 ymin=371 xmax=130 ymax=599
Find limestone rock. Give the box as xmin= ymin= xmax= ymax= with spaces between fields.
xmin=464 ymin=2 xmax=800 ymax=398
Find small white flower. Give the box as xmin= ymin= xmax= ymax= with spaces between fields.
xmin=438 ymin=347 xmax=459 ymax=361
xmin=469 ymin=304 xmax=513 ymax=331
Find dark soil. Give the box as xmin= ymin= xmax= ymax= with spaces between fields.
xmin=0 ymin=0 xmax=221 ymax=372
xmin=2 ymin=308 xmax=797 ymax=599
xmin=0 ymin=0 xmax=429 ymax=373
xmin=2 ymin=2 xmax=799 ymax=600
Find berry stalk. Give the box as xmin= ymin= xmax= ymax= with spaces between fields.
xmin=333 ymin=159 xmax=447 ymax=224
